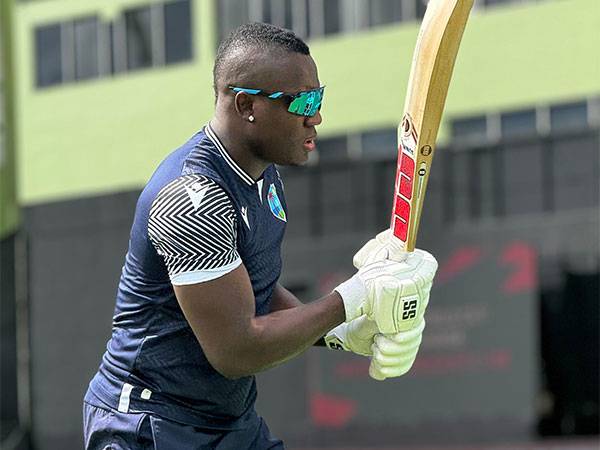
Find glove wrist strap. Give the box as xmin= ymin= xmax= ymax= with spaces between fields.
xmin=334 ymin=274 xmax=367 ymax=321
xmin=324 ymin=324 xmax=348 ymax=351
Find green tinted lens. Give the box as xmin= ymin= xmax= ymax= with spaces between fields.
xmin=288 ymin=88 xmax=323 ymax=117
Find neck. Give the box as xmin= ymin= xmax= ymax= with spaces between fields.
xmin=209 ymin=117 xmax=268 ymax=181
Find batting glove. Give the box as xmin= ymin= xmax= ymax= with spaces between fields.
xmin=369 ymin=318 xmax=426 ymax=381
xmin=324 ymin=315 xmax=379 ymax=356
xmin=354 ymin=229 xmax=407 ymax=268
xmin=334 ymin=250 xmax=437 ymax=334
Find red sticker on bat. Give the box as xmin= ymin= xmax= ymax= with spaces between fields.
xmin=392 ymin=114 xmax=418 ymax=243
xmin=394 ymin=195 xmax=410 ymax=219
xmin=399 ymin=154 xmax=414 ymax=199
xmin=393 ymin=216 xmax=408 ymax=241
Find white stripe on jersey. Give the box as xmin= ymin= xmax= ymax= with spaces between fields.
xmin=148 ymin=175 xmax=241 ymax=282
xmin=206 ymin=124 xmax=255 ymax=186
xmin=171 ymin=258 xmax=243 ymax=286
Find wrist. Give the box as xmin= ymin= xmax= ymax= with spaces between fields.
xmin=324 ymin=323 xmax=349 ymax=351
xmin=333 ymin=274 xmax=368 ymax=321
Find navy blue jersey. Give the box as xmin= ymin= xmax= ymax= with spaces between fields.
xmin=85 ymin=124 xmax=287 ymax=429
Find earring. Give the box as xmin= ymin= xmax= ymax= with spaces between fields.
xmin=248 ymin=115 xmax=255 ymax=122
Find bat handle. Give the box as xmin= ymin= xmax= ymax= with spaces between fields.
xmin=387 ymin=228 xmax=411 ymax=262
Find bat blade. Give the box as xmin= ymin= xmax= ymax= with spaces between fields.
xmin=391 ymin=0 xmax=474 ymax=252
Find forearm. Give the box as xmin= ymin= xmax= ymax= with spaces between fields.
xmin=175 ymin=266 xmax=347 ymax=379
xmin=223 ymin=291 xmax=345 ymax=378
xmin=269 ymin=283 xmax=304 ymax=312
xmin=270 ymin=283 xmax=329 ymax=347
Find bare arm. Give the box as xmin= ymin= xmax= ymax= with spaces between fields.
xmin=269 ymin=283 xmax=329 ymax=346
xmin=174 ymin=265 xmax=345 ymax=379
xmin=270 ymin=283 xmax=304 ymax=312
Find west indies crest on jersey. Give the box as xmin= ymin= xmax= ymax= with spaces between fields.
xmin=267 ymin=183 xmax=286 ymax=222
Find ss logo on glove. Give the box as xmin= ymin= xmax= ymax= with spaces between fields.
xmin=402 ymin=297 xmax=418 ymax=320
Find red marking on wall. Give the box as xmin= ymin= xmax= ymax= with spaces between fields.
xmin=332 ymin=350 xmax=513 ymax=380
xmin=500 ymin=242 xmax=538 ymax=294
xmin=486 ymin=349 xmax=512 ymax=369
xmin=437 ymin=246 xmax=483 ymax=283
xmin=310 ymin=393 xmax=357 ymax=428
xmin=334 ymin=360 xmax=370 ymax=378
xmin=412 ymin=352 xmax=475 ymax=374
xmin=409 ymin=349 xmax=513 ymax=375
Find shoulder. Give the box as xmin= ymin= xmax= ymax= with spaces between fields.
xmin=148 ymin=174 xmax=241 ymax=285
xmin=150 ymin=175 xmax=236 ymax=226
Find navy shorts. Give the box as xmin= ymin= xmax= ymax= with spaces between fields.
xmin=83 ymin=401 xmax=284 ymax=450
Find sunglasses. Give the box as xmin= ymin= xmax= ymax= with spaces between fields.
xmin=228 ymin=86 xmax=324 ymax=117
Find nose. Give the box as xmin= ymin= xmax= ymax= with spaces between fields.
xmin=305 ymin=109 xmax=322 ymax=127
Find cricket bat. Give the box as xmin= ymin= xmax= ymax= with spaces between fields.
xmin=391 ymin=0 xmax=473 ymax=252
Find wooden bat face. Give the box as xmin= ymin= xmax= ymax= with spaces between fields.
xmin=391 ymin=0 xmax=474 ymax=252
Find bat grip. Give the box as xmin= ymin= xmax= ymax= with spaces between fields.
xmin=387 ymin=229 xmax=410 ymax=262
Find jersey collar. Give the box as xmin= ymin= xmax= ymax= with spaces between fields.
xmin=205 ymin=123 xmax=255 ymax=186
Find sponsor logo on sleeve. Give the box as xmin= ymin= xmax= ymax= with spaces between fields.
xmin=267 ymin=184 xmax=287 ymax=222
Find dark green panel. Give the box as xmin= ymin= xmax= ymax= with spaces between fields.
xmin=0 ymin=235 xmax=18 ymax=440
xmin=25 ymin=189 xmax=139 ymax=449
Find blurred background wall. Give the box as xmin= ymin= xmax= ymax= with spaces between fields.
xmin=0 ymin=0 xmax=598 ymax=449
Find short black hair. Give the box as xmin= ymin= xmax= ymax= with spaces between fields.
xmin=213 ymin=23 xmax=310 ymax=97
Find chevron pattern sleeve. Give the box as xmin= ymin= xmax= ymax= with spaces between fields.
xmin=148 ymin=175 xmax=242 ymax=285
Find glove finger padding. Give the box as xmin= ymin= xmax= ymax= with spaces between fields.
xmin=373 ymin=319 xmax=424 ymax=355
xmin=368 ymin=319 xmax=426 ymax=381
xmin=353 ymin=229 xmax=407 ymax=269
xmin=369 ymin=356 xmax=417 ymax=380
xmin=324 ymin=315 xmax=379 ymax=356
xmin=372 ymin=347 xmax=420 ymax=368
xmin=371 ymin=336 xmax=421 ymax=366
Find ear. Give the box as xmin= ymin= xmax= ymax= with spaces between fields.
xmin=233 ymin=92 xmax=255 ymax=122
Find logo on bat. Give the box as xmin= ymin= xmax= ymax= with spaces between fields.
xmin=393 ymin=114 xmax=417 ymax=242
xmin=400 ymin=115 xmax=417 ymax=155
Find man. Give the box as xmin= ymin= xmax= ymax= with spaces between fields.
xmin=84 ymin=23 xmax=437 ymax=449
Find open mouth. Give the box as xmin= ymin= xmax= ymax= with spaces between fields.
xmin=303 ymin=137 xmax=316 ymax=151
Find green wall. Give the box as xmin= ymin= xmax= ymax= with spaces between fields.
xmin=1 ymin=0 xmax=19 ymax=238
xmin=314 ymin=0 xmax=600 ymax=133
xmin=14 ymin=0 xmax=600 ymax=205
